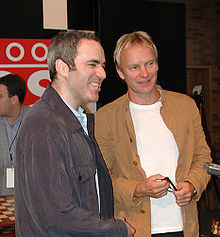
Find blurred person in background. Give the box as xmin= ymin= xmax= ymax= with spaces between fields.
xmin=0 ymin=74 xmax=30 ymax=196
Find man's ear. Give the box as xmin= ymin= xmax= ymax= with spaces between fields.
xmin=11 ymin=95 xmax=19 ymax=105
xmin=116 ymin=66 xmax=126 ymax=80
xmin=55 ymin=59 xmax=69 ymax=78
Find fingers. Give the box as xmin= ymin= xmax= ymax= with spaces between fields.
xmin=173 ymin=182 xmax=195 ymax=206
xmin=175 ymin=192 xmax=192 ymax=206
xmin=152 ymin=189 xmax=168 ymax=198
xmin=134 ymin=175 xmax=170 ymax=198
xmin=149 ymin=176 xmax=170 ymax=198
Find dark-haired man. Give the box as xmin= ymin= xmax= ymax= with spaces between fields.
xmin=0 ymin=74 xmax=30 ymax=195
xmin=15 ymin=31 xmax=134 ymax=237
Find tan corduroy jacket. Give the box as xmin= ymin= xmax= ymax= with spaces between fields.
xmin=95 ymin=87 xmax=212 ymax=237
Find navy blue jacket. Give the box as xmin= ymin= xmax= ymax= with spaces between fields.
xmin=15 ymin=85 xmax=127 ymax=237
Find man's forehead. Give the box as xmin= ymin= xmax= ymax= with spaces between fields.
xmin=77 ymin=38 xmax=101 ymax=49
xmin=0 ymin=84 xmax=9 ymax=97
xmin=0 ymin=84 xmax=8 ymax=91
xmin=76 ymin=40 xmax=105 ymax=61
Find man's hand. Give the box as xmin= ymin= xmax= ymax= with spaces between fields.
xmin=118 ymin=218 xmax=135 ymax=237
xmin=133 ymin=174 xmax=170 ymax=198
xmin=173 ymin=181 xmax=195 ymax=206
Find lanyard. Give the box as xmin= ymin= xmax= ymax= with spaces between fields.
xmin=8 ymin=120 xmax=22 ymax=165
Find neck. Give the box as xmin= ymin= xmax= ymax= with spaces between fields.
xmin=6 ymin=105 xmax=22 ymax=127
xmin=51 ymin=81 xmax=80 ymax=110
xmin=129 ymin=87 xmax=160 ymax=105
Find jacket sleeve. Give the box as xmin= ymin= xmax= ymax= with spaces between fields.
xmin=181 ymin=100 xmax=212 ymax=199
xmin=94 ymin=109 xmax=143 ymax=208
xmin=18 ymin=129 xmax=127 ymax=237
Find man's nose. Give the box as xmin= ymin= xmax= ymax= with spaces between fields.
xmin=97 ymin=66 xmax=106 ymax=80
xmin=139 ymin=66 xmax=149 ymax=77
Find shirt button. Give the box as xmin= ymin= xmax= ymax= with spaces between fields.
xmin=140 ymin=209 xmax=145 ymax=214
xmin=133 ymin=161 xmax=138 ymax=166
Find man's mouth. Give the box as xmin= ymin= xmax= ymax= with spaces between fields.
xmin=139 ymin=79 xmax=151 ymax=84
xmin=90 ymin=82 xmax=101 ymax=88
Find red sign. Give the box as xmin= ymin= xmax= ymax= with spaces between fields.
xmin=0 ymin=39 xmax=51 ymax=105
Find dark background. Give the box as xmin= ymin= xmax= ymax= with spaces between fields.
xmin=0 ymin=0 xmax=186 ymax=107
xmin=96 ymin=0 xmax=186 ymax=106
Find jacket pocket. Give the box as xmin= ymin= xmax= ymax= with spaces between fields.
xmin=72 ymin=166 xmax=95 ymax=183
xmin=71 ymin=166 xmax=98 ymax=211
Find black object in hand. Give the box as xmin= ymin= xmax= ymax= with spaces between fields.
xmin=162 ymin=177 xmax=177 ymax=191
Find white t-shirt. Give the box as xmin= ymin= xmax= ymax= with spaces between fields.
xmin=130 ymin=101 xmax=183 ymax=234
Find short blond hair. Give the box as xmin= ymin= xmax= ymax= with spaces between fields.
xmin=113 ymin=31 xmax=158 ymax=69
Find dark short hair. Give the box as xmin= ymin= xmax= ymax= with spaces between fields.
xmin=47 ymin=30 xmax=100 ymax=81
xmin=0 ymin=74 xmax=26 ymax=103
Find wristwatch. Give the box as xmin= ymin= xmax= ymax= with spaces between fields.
xmin=193 ymin=189 xmax=197 ymax=198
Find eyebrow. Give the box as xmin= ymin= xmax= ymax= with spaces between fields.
xmin=87 ymin=59 xmax=106 ymax=67
xmin=127 ymin=58 xmax=155 ymax=68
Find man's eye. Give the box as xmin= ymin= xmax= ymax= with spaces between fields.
xmin=129 ymin=66 xmax=137 ymax=70
xmin=147 ymin=61 xmax=154 ymax=67
xmin=88 ymin=63 xmax=97 ymax=67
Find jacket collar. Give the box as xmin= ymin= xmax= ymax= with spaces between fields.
xmin=124 ymin=84 xmax=166 ymax=108
xmin=42 ymin=84 xmax=87 ymax=134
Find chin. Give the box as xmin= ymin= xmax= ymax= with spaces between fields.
xmin=88 ymin=95 xmax=99 ymax=103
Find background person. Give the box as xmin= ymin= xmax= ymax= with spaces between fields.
xmin=0 ymin=74 xmax=30 ymax=195
xmin=95 ymin=31 xmax=212 ymax=237
xmin=15 ymin=31 xmax=134 ymax=237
